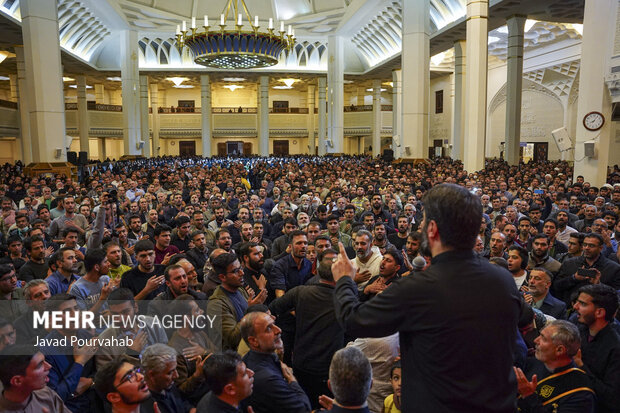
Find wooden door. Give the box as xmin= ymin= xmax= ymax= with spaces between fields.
xmin=273 ymin=140 xmax=289 ymax=155
xmin=243 ymin=142 xmax=252 ymax=155
xmin=217 ymin=143 xmax=226 ymax=156
xmin=179 ymin=141 xmax=196 ymax=156
xmin=534 ymin=142 xmax=548 ymax=162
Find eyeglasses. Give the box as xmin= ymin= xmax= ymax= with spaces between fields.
xmin=116 ymin=366 xmax=142 ymax=387
xmin=227 ymin=267 xmax=244 ymax=275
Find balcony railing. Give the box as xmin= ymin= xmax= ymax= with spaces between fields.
xmin=62 ymin=104 xmax=393 ymax=113
xmin=65 ymin=102 xmax=122 ymax=111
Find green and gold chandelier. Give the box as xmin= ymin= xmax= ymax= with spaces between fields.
xmin=175 ymin=0 xmax=296 ymax=69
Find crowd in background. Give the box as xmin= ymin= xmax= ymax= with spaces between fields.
xmin=0 ymin=155 xmax=618 ymax=413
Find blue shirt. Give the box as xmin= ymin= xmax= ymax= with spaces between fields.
xmin=270 ymin=254 xmax=312 ymax=292
xmin=223 ymin=289 xmax=248 ymax=322
xmin=46 ymin=270 xmax=80 ymax=296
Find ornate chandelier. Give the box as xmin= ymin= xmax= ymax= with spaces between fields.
xmin=175 ymin=0 xmax=296 ymax=70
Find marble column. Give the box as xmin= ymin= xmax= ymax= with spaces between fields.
xmin=357 ymin=88 xmax=366 ymax=106
xmin=452 ymin=40 xmax=466 ymax=161
xmin=307 ymin=85 xmax=316 ymax=154
xmin=121 ymin=30 xmax=141 ymax=156
xmin=574 ymin=0 xmax=615 ymax=185
xmin=12 ymin=48 xmax=32 ymax=164
xmin=95 ymin=84 xmax=105 ymax=104
xmin=150 ymin=83 xmax=160 ymax=157
xmin=318 ymin=77 xmax=327 ymax=156
xmin=402 ymin=0 xmax=430 ymax=159
xmin=504 ymin=16 xmax=526 ymax=166
xmin=200 ymin=75 xmax=212 ymax=157
xmin=77 ymin=75 xmax=89 ymax=155
xmin=98 ymin=138 xmax=106 ymax=161
xmin=372 ymin=79 xmax=382 ymax=157
xmin=392 ymin=70 xmax=402 ymax=159
xmin=258 ymin=76 xmax=269 ymax=156
xmin=20 ymin=0 xmax=66 ymax=162
xmin=139 ymin=75 xmax=150 ymax=157
xmin=327 ymin=35 xmax=344 ymax=154
xmin=463 ymin=0 xmax=489 ymax=172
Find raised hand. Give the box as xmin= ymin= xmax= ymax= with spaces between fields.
xmin=514 ymin=366 xmax=537 ymax=398
xmin=332 ymin=242 xmax=355 ymax=282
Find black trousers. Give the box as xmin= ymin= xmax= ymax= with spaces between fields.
xmin=293 ymin=368 xmax=332 ymax=410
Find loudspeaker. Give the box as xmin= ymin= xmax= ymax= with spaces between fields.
xmin=78 ymin=151 xmax=88 ymax=164
xmin=584 ymin=142 xmax=595 ymax=158
xmin=67 ymin=151 xmax=78 ymax=165
xmin=551 ymin=127 xmax=572 ymax=152
xmin=382 ymin=149 xmax=394 ymax=162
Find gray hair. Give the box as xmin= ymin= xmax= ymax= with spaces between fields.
xmin=240 ymin=311 xmax=264 ymax=346
xmin=329 ymin=347 xmax=372 ymax=406
xmin=547 ymin=320 xmax=581 ymax=358
xmin=355 ymin=229 xmax=373 ymax=243
xmin=24 ymin=279 xmax=49 ymax=300
xmin=141 ymin=344 xmax=177 ymax=373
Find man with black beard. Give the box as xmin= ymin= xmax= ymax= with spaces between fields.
xmin=239 ymin=242 xmax=271 ymax=304
xmin=370 ymin=194 xmax=394 ymax=229
xmin=372 ymin=222 xmax=395 ymax=255
xmin=331 ymin=184 xmax=520 ymax=413
xmin=405 ymin=232 xmax=422 ymax=263
xmin=526 ymin=234 xmax=561 ymax=275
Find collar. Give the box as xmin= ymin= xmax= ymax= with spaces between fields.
xmin=431 ymin=249 xmax=476 ymax=264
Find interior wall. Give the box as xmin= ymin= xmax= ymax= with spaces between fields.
xmin=430 ymin=75 xmax=453 ymax=145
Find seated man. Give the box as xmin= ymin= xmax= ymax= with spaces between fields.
xmin=94 ymin=357 xmax=153 ymax=413
xmin=0 ymin=344 xmax=71 ymax=412
xmin=514 ymin=320 xmax=595 ymax=412
xmin=239 ymin=311 xmax=311 ymax=413
xmin=197 ymin=350 xmax=255 ymax=413
xmin=14 ymin=279 xmax=51 ymax=345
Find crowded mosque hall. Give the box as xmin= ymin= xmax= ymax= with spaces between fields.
xmin=0 ymin=0 xmax=620 ymax=412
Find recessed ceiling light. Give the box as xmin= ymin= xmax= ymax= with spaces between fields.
xmin=166 ymin=77 xmax=189 ymax=86
xmin=273 ymin=85 xmax=292 ymax=89
xmin=279 ymin=78 xmax=299 ymax=88
xmin=63 ymin=77 xmax=75 ymax=82
xmin=224 ymin=85 xmax=244 ymax=91
xmin=0 ymin=76 xmax=9 ymax=81
xmin=343 ymin=80 xmax=354 ymax=84
xmin=366 ymin=88 xmax=387 ymax=92
xmin=107 ymin=76 xmax=122 ymax=81
xmin=222 ymin=77 xmax=246 ymax=82
xmin=69 ymin=84 xmax=93 ymax=88
xmin=173 ymin=84 xmax=194 ymax=88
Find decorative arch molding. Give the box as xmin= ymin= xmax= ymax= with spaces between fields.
xmin=489 ymin=79 xmax=562 ymax=114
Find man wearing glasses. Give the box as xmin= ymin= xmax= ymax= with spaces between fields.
xmin=0 ymin=264 xmax=26 ymax=321
xmin=95 ymin=358 xmax=153 ymax=413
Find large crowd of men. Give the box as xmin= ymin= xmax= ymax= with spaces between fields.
xmin=0 ymin=155 xmax=618 ymax=413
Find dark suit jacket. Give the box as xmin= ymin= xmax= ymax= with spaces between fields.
xmin=538 ymin=292 xmax=566 ymax=319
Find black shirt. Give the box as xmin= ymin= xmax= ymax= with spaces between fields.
xmin=18 ymin=259 xmax=48 ymax=282
xmin=269 ymin=283 xmax=345 ymax=375
xmin=333 ymin=250 xmax=520 ymax=413
xmin=197 ymin=392 xmax=242 ymax=413
xmin=387 ymin=233 xmax=407 ymax=250
xmin=578 ymin=323 xmax=620 ymax=413
xmin=120 ymin=264 xmax=166 ymax=313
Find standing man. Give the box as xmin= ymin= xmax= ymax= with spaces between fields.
xmin=331 ymin=184 xmax=521 ymax=412
xmin=47 ymin=195 xmax=89 ymax=245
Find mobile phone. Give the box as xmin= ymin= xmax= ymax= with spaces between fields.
xmin=577 ymin=268 xmax=597 ymax=278
xmin=534 ymin=189 xmax=544 ymax=195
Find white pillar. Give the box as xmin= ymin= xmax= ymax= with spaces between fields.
xmin=452 ymin=40 xmax=466 ymax=161
xmin=327 ymin=35 xmax=344 ymax=154
xmin=20 ymin=0 xmax=66 ymax=162
xmin=372 ymin=79 xmax=382 ymax=157
xmin=95 ymin=84 xmax=105 ymax=104
xmin=463 ymin=0 xmax=489 ymax=172
xmin=200 ymin=75 xmax=212 ymax=157
xmin=139 ymin=75 xmax=150 ymax=157
xmin=258 ymin=76 xmax=269 ymax=156
xmin=98 ymin=138 xmax=106 ymax=161
xmin=318 ymin=77 xmax=327 ymax=156
xmin=392 ymin=70 xmax=403 ymax=159
xmin=504 ymin=16 xmax=526 ymax=166
xmin=77 ymin=75 xmax=89 ymax=155
xmin=307 ymin=85 xmax=316 ymax=154
xmin=357 ymin=88 xmax=366 ymax=106
xmin=150 ymin=83 xmax=160 ymax=157
xmin=402 ymin=0 xmax=430 ymax=159
xmin=574 ymin=0 xmax=615 ymax=185
xmin=121 ymin=30 xmax=141 ymax=156
xmin=13 ymin=48 xmax=32 ymax=164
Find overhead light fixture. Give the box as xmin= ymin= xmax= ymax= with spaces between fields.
xmin=273 ymin=85 xmax=292 ymax=89
xmin=69 ymin=84 xmax=93 ymax=89
xmin=430 ymin=52 xmax=446 ymax=66
xmin=63 ymin=77 xmax=75 ymax=82
xmin=173 ymin=84 xmax=194 ymax=88
xmin=176 ymin=0 xmax=295 ymax=69
xmin=222 ymin=77 xmax=246 ymax=82
xmin=224 ymin=84 xmax=244 ymax=91
xmin=280 ymin=78 xmax=299 ymax=88
xmin=366 ymin=88 xmax=386 ymax=92
xmin=0 ymin=51 xmax=10 ymax=64
xmin=383 ymin=82 xmax=393 ymax=87
xmin=0 ymin=76 xmax=9 ymax=81
xmin=166 ymin=77 xmax=189 ymax=87
xmin=343 ymin=80 xmax=354 ymax=84
xmin=107 ymin=76 xmax=122 ymax=81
